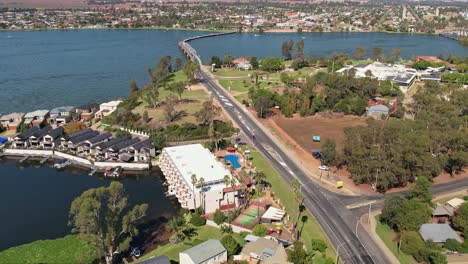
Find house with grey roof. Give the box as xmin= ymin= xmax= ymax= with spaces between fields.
xmin=12 ymin=126 xmax=40 ymax=148
xmin=238 ymin=237 xmax=289 ymax=264
xmin=92 ymin=137 xmax=127 ymax=159
xmin=419 ymin=224 xmax=462 ymax=244
xmin=179 ymin=239 xmax=227 ymax=264
xmin=432 ymin=205 xmax=454 ymax=221
xmin=78 ymin=132 xmax=112 ymax=154
xmin=124 ymin=138 xmax=156 ymax=162
xmin=367 ymin=105 xmax=389 ymax=119
xmin=41 ymin=127 xmax=64 ymax=149
xmin=24 ymin=110 xmax=50 ymax=126
xmin=0 ymin=112 xmax=24 ymax=131
xmin=105 ymin=137 xmax=140 ymax=160
xmin=28 ymin=125 xmax=52 ymax=148
xmin=59 ymin=128 xmax=93 ymax=150
xmin=50 ymin=106 xmax=74 ymax=125
xmin=66 ymin=130 xmax=99 ymax=153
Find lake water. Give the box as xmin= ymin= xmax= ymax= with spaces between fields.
xmin=0 ymin=30 xmax=466 ymax=113
xmin=0 ymin=158 xmax=177 ymax=251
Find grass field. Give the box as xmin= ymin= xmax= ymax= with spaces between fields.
xmin=374 ymin=215 xmax=416 ymax=264
xmin=236 ymin=207 xmax=264 ymax=227
xmin=219 ymin=79 xmax=280 ymax=93
xmin=211 ymin=68 xmax=259 ymax=77
xmin=136 ymin=225 xmax=245 ymax=263
xmin=243 ymin=146 xmax=336 ymax=260
xmin=0 ymin=235 xmax=97 ymax=264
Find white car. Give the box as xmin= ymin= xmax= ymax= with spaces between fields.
xmin=319 ymin=165 xmax=330 ymax=171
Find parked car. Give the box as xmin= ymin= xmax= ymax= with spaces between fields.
xmin=319 ymin=165 xmax=330 ymax=171
xmin=312 ymin=152 xmax=323 ymax=160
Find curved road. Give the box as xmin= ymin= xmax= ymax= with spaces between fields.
xmin=180 ymin=35 xmax=468 ymax=264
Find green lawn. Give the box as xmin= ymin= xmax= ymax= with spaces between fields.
xmin=212 ymin=68 xmax=258 ymax=77
xmin=136 ymin=225 xmax=245 ymax=263
xmin=374 ymin=215 xmax=416 ymax=264
xmin=0 ymin=235 xmax=98 ymax=264
xmin=219 ymin=79 xmax=280 ymax=93
xmin=243 ymin=146 xmax=336 ymax=260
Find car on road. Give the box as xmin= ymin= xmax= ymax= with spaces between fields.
xmin=319 ymin=165 xmax=330 ymax=171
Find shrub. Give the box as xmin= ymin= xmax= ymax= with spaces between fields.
xmin=239 ymin=231 xmax=249 ymax=238
xmin=190 ymin=214 xmax=206 ymax=226
xmin=444 ymin=239 xmax=462 ymax=252
xmin=310 ymin=239 xmax=328 ymax=253
xmin=400 ymin=231 xmax=425 ymax=256
xmin=221 ymin=235 xmax=241 ymax=257
xmin=220 ymin=224 xmax=233 ymax=234
xmin=195 ymin=207 xmax=204 ymax=215
xmin=252 ymin=224 xmax=269 ymax=237
xmin=213 ymin=210 xmax=226 ymax=225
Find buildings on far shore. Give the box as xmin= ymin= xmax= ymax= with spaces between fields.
xmin=159 ymin=144 xmax=240 ymax=214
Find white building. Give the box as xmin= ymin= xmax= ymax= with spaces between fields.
xmin=337 ymin=62 xmax=417 ymax=88
xmin=159 ymin=144 xmax=239 ymax=213
xmin=95 ymin=100 xmax=122 ymax=119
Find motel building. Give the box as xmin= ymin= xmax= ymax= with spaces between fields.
xmin=159 ymin=144 xmax=240 ymax=214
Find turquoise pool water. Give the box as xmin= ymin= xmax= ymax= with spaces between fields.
xmin=225 ymin=155 xmax=241 ymax=169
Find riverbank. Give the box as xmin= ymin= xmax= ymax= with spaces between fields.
xmin=0 ymin=26 xmax=229 ymax=33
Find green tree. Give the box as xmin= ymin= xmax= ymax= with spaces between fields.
xmin=353 ymin=46 xmax=366 ymax=60
xmin=174 ymin=57 xmax=183 ymax=72
xmin=310 ymin=239 xmax=327 ymax=253
xmin=183 ymin=60 xmax=199 ymax=83
xmin=380 ymin=196 xmax=406 ymax=230
xmin=194 ymin=97 xmax=221 ymax=125
xmin=171 ymin=81 xmax=187 ymax=101
xmin=295 ymin=39 xmax=304 ymax=59
xmin=220 ymin=235 xmax=241 ymax=257
xmin=400 ymin=231 xmax=425 ymax=256
xmin=68 ymin=182 xmax=148 ymax=264
xmin=444 ymin=239 xmax=462 ymax=252
xmin=391 ymin=48 xmax=402 ymax=61
xmin=281 ymin=40 xmax=294 ymax=60
xmin=252 ymin=224 xmax=269 ymax=237
xmin=250 ymin=57 xmax=259 ymax=69
xmin=213 ymin=209 xmax=226 ymax=225
xmin=253 ymin=95 xmax=274 ymax=118
xmin=286 ymin=240 xmax=312 ymax=264
xmin=407 ymin=176 xmax=432 ymax=204
xmin=372 ymin=47 xmax=383 ymax=61
xmin=223 ymin=53 xmax=234 ymax=67
xmin=397 ymin=199 xmax=431 ymax=231
xmin=260 ymin=57 xmax=284 ymax=72
xmin=191 ymin=174 xmax=198 ymax=210
xmin=321 ymin=139 xmax=336 ymax=166
xmin=209 ymin=56 xmax=223 ymax=68
xmin=142 ymin=110 xmax=149 ymax=123
xmin=453 ymin=203 xmax=468 ymax=232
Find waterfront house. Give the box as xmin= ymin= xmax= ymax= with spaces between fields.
xmin=159 ymin=144 xmax=239 ymax=213
xmin=78 ymin=132 xmax=112 ymax=154
xmin=49 ymin=106 xmax=74 ymax=125
xmin=125 ymin=138 xmax=156 ymax=162
xmin=59 ymin=128 xmax=93 ymax=150
xmin=0 ymin=112 xmax=24 ymax=131
xmin=12 ymin=126 xmax=40 ymax=148
xmin=237 ymin=237 xmax=289 ymax=264
xmin=23 ymin=110 xmax=50 ymax=127
xmin=41 ymin=126 xmax=64 ymax=149
xmin=105 ymin=137 xmax=140 ymax=161
xmin=75 ymin=103 xmax=99 ymax=121
xmin=92 ymin=137 xmax=127 ymax=160
xmin=179 ymin=239 xmax=227 ymax=264
xmin=66 ymin=130 xmax=99 ymax=153
xmin=95 ymin=100 xmax=122 ymax=120
xmin=28 ymin=125 xmax=52 ymax=148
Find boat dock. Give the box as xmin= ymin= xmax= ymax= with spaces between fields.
xmin=40 ymin=156 xmax=50 ymax=164
xmin=88 ymin=168 xmax=98 ymax=176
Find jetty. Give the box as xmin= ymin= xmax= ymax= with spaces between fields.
xmin=40 ymin=156 xmax=50 ymax=164
xmin=19 ymin=156 xmax=30 ymax=163
xmin=88 ymin=167 xmax=98 ymax=176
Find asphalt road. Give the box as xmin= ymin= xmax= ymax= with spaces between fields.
xmin=195 ymin=69 xmax=387 ymax=264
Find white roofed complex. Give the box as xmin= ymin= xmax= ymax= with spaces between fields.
xmin=159 ymin=144 xmax=239 ymax=213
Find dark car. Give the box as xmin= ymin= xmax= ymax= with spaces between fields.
xmin=312 ymin=151 xmax=323 ymax=160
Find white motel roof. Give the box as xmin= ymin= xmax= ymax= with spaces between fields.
xmin=162 ymin=144 xmax=232 ymax=187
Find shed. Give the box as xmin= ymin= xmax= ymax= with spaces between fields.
xmin=261 ymin=207 xmax=286 ymax=223
xmin=432 ymin=205 xmax=454 ymax=218
xmin=446 ymin=198 xmax=465 ymax=209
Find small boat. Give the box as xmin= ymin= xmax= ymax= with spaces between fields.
xmin=110 ymin=166 xmax=123 ymax=177
xmin=54 ymin=158 xmax=70 ymax=169
xmin=131 ymin=247 xmax=141 ymax=258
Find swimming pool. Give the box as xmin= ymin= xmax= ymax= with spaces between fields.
xmin=225 ymin=154 xmax=241 ymax=169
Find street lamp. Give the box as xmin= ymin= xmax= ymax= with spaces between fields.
xmin=335 ymin=240 xmax=350 ymax=264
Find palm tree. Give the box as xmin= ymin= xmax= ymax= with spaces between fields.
xmin=223 ymin=174 xmax=231 ymax=207
xmin=167 ymin=217 xmax=185 ymax=234
xmin=191 ymin=174 xmax=197 ymax=210
xmin=292 ymin=179 xmax=304 ymax=239
xmin=199 ymin=177 xmax=206 ymax=214
xmin=230 ymin=178 xmax=237 ymax=208
xmin=253 ymin=171 xmax=267 ymax=190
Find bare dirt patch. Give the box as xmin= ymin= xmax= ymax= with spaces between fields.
xmin=273 ymin=112 xmax=367 ymax=152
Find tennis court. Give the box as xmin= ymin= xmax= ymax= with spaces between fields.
xmin=235 ymin=207 xmax=265 ymax=228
